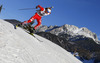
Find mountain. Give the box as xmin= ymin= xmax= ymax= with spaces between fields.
xmin=4 ymin=19 xmax=21 ymax=24
xmin=36 ymin=24 xmax=100 ymax=44
xmin=0 ymin=19 xmax=82 ymax=63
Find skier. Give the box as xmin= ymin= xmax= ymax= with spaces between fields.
xmin=21 ymin=5 xmax=52 ymax=34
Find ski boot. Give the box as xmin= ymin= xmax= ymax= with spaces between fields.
xmin=29 ymin=27 xmax=36 ymax=36
xmin=14 ymin=23 xmax=23 ymax=29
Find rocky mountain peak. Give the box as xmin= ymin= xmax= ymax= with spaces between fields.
xmin=36 ymin=24 xmax=98 ymax=41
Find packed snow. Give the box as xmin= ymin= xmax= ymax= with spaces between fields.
xmin=0 ymin=19 xmax=82 ymax=63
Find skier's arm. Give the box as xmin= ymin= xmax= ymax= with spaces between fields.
xmin=36 ymin=5 xmax=44 ymax=11
xmin=46 ymin=12 xmax=51 ymax=15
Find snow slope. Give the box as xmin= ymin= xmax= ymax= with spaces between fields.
xmin=0 ymin=19 xmax=82 ymax=63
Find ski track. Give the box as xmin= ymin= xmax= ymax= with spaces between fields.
xmin=0 ymin=19 xmax=82 ymax=63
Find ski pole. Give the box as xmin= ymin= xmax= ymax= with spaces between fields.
xmin=19 ymin=6 xmax=54 ymax=10
xmin=2 ymin=8 xmax=5 ymax=10
xmin=19 ymin=8 xmax=36 ymax=10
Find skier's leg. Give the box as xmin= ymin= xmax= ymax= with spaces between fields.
xmin=34 ymin=19 xmax=41 ymax=30
xmin=22 ymin=17 xmax=35 ymax=25
xmin=27 ymin=16 xmax=35 ymax=23
xmin=22 ymin=13 xmax=38 ymax=25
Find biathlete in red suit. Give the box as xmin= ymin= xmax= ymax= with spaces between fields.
xmin=22 ymin=5 xmax=52 ymax=30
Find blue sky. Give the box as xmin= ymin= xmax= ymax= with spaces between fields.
xmin=0 ymin=0 xmax=100 ymax=40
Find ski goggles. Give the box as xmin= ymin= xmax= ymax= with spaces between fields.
xmin=46 ymin=8 xmax=51 ymax=13
xmin=47 ymin=10 xmax=49 ymax=13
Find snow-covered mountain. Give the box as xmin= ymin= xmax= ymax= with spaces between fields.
xmin=36 ymin=24 xmax=99 ymax=43
xmin=0 ymin=19 xmax=82 ymax=63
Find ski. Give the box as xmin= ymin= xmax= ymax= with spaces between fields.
xmin=14 ymin=23 xmax=42 ymax=42
xmin=31 ymin=34 xmax=43 ymax=42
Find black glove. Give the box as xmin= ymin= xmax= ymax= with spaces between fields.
xmin=36 ymin=6 xmax=38 ymax=9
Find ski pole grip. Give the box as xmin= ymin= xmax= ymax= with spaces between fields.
xmin=51 ymin=6 xmax=54 ymax=8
